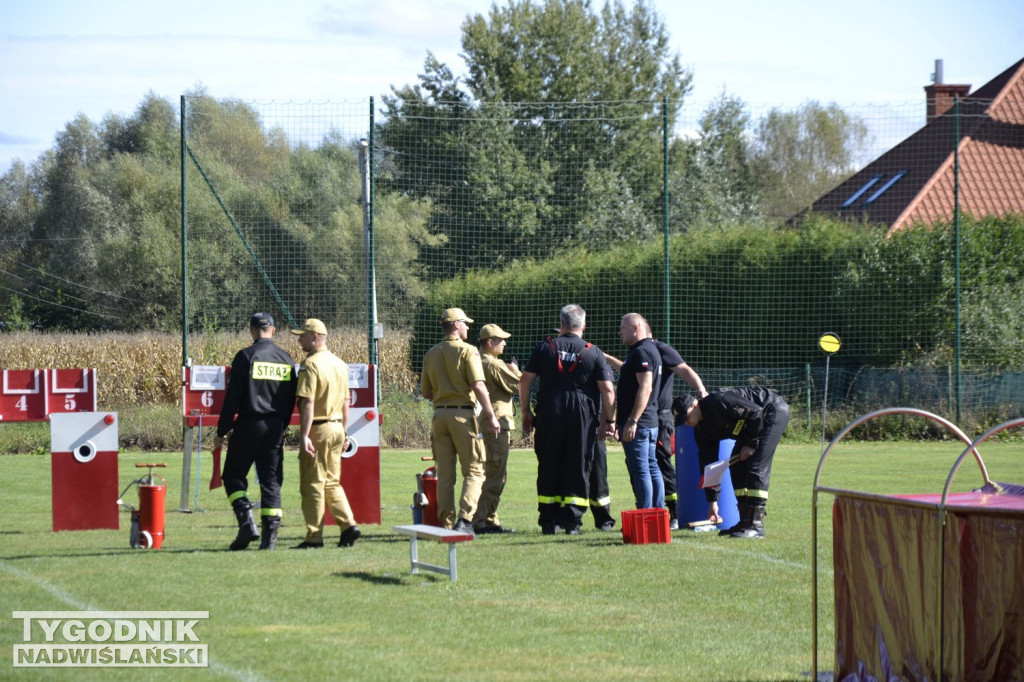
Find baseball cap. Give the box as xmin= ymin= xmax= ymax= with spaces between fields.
xmin=479 ymin=324 xmax=511 ymax=340
xmin=290 ymin=318 xmax=328 ymax=335
xmin=440 ymin=308 xmax=473 ymax=324
xmin=250 ymin=312 xmax=275 ymax=328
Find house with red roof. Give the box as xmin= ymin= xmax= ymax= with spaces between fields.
xmin=800 ymin=57 xmax=1024 ymax=235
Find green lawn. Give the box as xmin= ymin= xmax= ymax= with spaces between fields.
xmin=1 ymin=438 xmax=1021 ymax=681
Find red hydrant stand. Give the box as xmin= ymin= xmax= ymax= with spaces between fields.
xmin=127 ymin=463 xmax=167 ymax=549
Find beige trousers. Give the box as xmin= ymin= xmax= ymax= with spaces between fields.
xmin=298 ymin=422 xmax=356 ymax=542
xmin=473 ymin=427 xmax=511 ymax=528
xmin=430 ymin=409 xmax=485 ymax=528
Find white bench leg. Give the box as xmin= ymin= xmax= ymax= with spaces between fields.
xmin=448 ymin=544 xmax=458 ymax=582
xmin=409 ymin=537 xmax=420 ymax=575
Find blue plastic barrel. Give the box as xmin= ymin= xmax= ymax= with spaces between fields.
xmin=675 ymin=425 xmax=739 ymax=529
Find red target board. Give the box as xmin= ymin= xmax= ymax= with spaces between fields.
xmin=0 ymin=368 xmax=97 ymax=422
xmin=183 ymin=365 xmax=301 ymax=427
xmin=183 ymin=363 xmax=381 ymax=524
xmin=182 ymin=365 xmax=232 ymax=428
xmin=0 ymin=369 xmax=46 ymax=421
xmin=48 ymin=369 xmax=98 ymax=415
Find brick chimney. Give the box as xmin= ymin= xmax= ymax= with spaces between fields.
xmin=924 ymin=61 xmax=971 ymax=122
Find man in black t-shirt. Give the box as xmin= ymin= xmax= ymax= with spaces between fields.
xmin=605 ymin=328 xmax=707 ymax=529
xmin=613 ymin=313 xmax=663 ymax=510
xmin=519 ymin=305 xmax=615 ymax=535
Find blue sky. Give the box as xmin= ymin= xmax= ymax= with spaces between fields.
xmin=2 ymin=0 xmax=1022 ymax=173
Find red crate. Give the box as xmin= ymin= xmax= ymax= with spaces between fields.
xmin=621 ymin=508 xmax=671 ymax=544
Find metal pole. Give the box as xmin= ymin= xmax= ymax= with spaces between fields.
xmin=363 ymin=98 xmax=379 ymax=367
xmin=662 ymin=96 xmax=671 ymax=343
xmin=817 ymin=333 xmax=841 ymax=452
xmin=805 ymin=363 xmax=811 ymax=431
xmin=812 ymin=487 xmax=819 ymax=677
xmin=821 ymin=355 xmax=831 ymax=453
xmin=179 ymin=95 xmax=194 ymax=513
xmin=180 ymin=95 xmax=189 ymax=366
xmin=359 ymin=138 xmax=372 ymax=361
xmin=953 ymin=96 xmax=962 ymax=424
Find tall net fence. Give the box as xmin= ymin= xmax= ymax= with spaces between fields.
xmin=183 ymin=92 xmax=1024 ymax=435
xmin=182 ymin=97 xmax=374 ymax=349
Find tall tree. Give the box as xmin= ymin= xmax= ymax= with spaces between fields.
xmin=379 ymin=0 xmax=691 ymax=277
xmin=25 ymin=115 xmax=122 ymax=329
xmin=672 ymin=93 xmax=761 ymax=230
xmin=752 ymin=101 xmax=870 ymax=221
xmin=0 ymin=161 xmax=41 ymax=328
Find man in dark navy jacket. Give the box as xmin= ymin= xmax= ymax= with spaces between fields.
xmin=214 ymin=312 xmax=297 ymax=550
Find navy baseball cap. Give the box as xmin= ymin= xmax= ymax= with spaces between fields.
xmin=250 ymin=312 xmax=275 ymax=328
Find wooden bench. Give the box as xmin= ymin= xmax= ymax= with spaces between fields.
xmin=392 ymin=524 xmax=475 ymax=582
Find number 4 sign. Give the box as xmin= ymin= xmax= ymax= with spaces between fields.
xmin=1 ymin=370 xmax=45 ymax=421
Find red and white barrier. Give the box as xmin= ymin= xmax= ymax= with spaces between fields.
xmin=50 ymin=412 xmax=119 ymax=532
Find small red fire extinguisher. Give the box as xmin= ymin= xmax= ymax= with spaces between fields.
xmin=118 ymin=463 xmax=167 ymax=549
xmin=420 ymin=465 xmax=440 ymax=527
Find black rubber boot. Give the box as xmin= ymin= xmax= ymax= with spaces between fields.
xmin=728 ymin=501 xmax=766 ymax=539
xmin=719 ymin=498 xmax=753 ymax=536
xmin=229 ymin=498 xmax=259 ymax=551
xmin=259 ymin=515 xmax=280 ymax=550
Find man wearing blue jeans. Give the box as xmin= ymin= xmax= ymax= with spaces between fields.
xmin=613 ymin=313 xmax=663 ymax=509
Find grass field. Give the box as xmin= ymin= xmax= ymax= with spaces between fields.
xmin=2 ymin=438 xmax=1022 ymax=681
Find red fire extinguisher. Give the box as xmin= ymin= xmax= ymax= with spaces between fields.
xmin=420 ymin=465 xmax=440 ymax=527
xmin=118 ymin=463 xmax=167 ymax=549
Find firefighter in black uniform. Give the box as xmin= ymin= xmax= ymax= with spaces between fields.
xmin=674 ymin=387 xmax=789 ymax=538
xmin=214 ymin=312 xmax=298 ymax=550
xmin=519 ymin=304 xmax=615 ymax=535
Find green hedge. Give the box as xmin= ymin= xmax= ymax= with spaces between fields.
xmin=413 ymin=215 xmax=1024 ymax=376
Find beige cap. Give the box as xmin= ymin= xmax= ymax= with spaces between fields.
xmin=440 ymin=308 xmax=473 ymax=324
xmin=479 ymin=324 xmax=511 ymax=341
xmin=290 ymin=318 xmax=328 ymax=335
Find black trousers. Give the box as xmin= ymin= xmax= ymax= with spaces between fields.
xmin=223 ymin=414 xmax=286 ymax=511
xmin=534 ymin=393 xmax=595 ymax=529
xmin=588 ymin=439 xmax=615 ymax=527
xmin=655 ymin=410 xmax=678 ymax=506
xmin=730 ymin=398 xmax=790 ymax=501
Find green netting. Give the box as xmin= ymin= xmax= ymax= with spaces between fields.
xmin=182 ymin=97 xmax=373 ymax=342
xmin=182 ymin=94 xmax=1024 ymax=430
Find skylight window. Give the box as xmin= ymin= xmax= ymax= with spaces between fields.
xmin=840 ymin=174 xmax=883 ymax=208
xmin=863 ymin=171 xmax=907 ymax=206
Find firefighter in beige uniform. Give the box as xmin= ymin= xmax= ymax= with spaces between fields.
xmin=472 ymin=324 xmax=522 ymax=534
xmin=291 ymin=318 xmax=361 ymax=549
xmin=420 ymin=308 xmax=501 ymax=535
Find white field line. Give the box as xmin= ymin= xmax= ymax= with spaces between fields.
xmin=694 ymin=540 xmax=835 ymax=575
